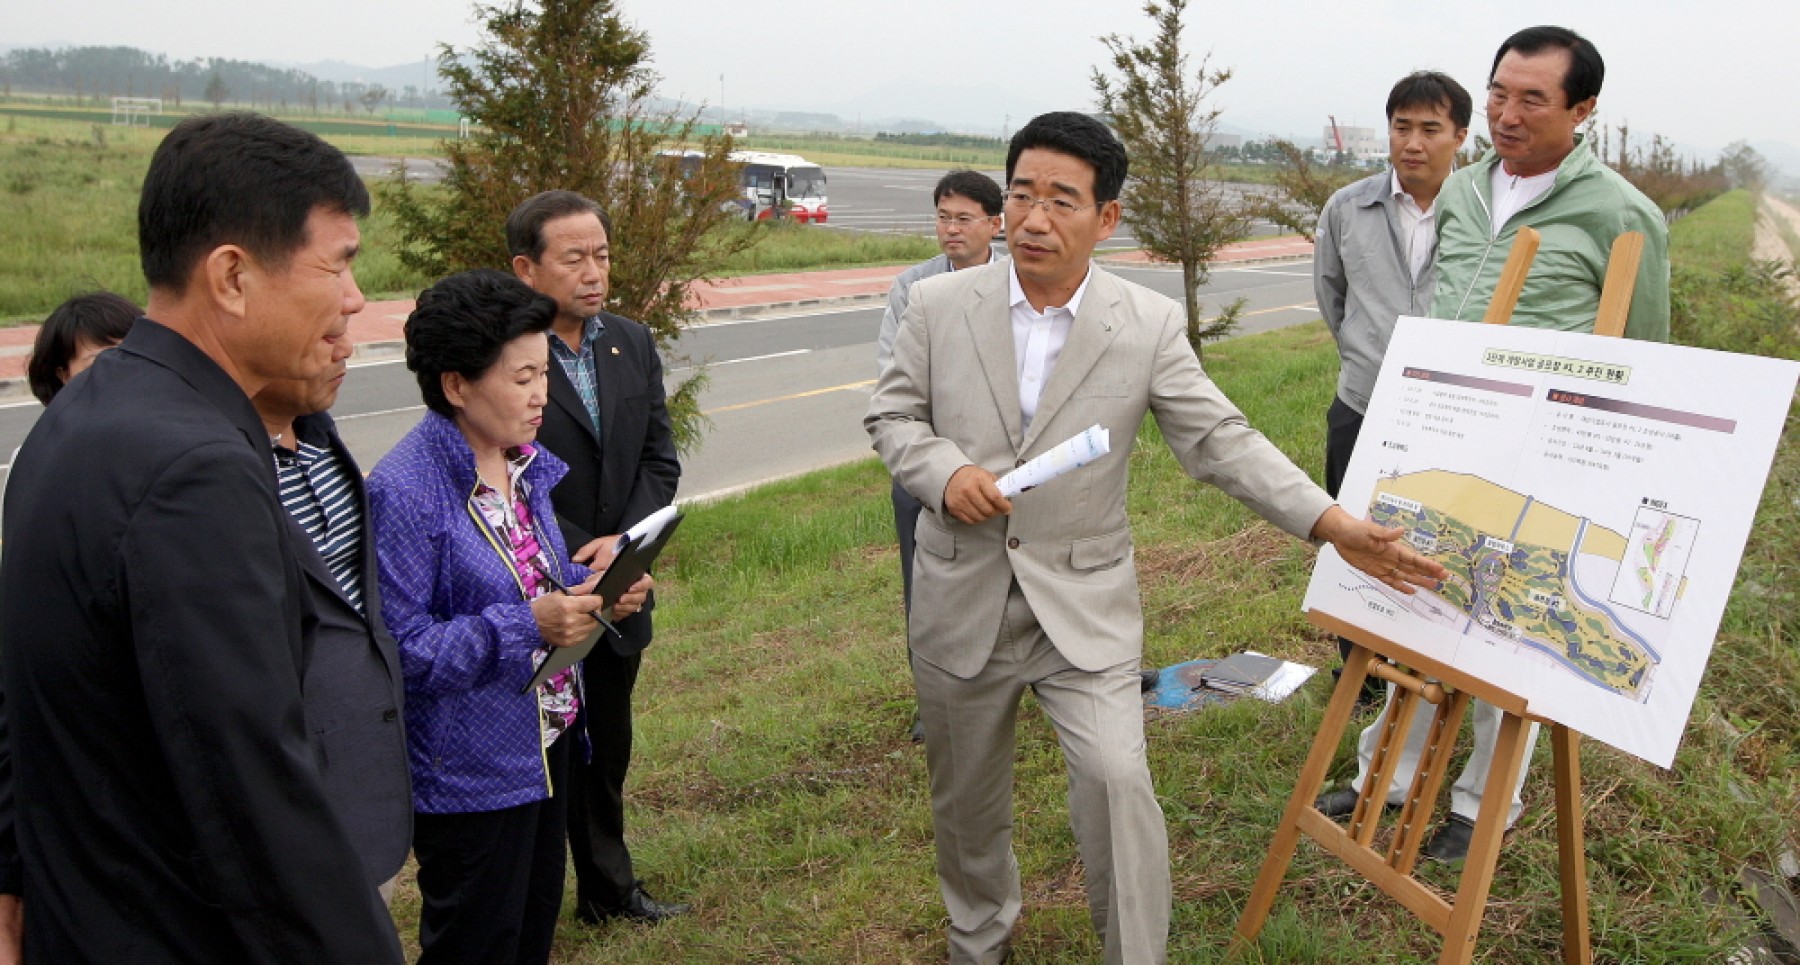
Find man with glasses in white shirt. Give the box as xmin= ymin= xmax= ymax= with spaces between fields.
xmin=868 ymin=111 xmax=1444 ymax=965
xmin=876 ymin=170 xmax=1005 ymax=742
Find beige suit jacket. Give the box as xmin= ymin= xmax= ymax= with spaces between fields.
xmin=866 ymin=261 xmax=1334 ymax=679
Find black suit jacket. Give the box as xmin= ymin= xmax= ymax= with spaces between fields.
xmin=286 ymin=412 xmax=411 ymax=885
xmin=0 ymin=321 xmax=402 ymax=963
xmin=535 ymin=311 xmax=681 ymax=654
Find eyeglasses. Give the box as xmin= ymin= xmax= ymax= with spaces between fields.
xmin=936 ymin=214 xmax=993 ymax=226
xmin=1002 ymin=191 xmax=1096 ymax=219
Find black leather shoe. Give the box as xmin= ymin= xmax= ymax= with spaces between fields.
xmin=576 ymin=884 xmax=691 ymax=925
xmin=1424 ymin=814 xmax=1476 ymax=863
xmin=909 ymin=710 xmax=926 ymax=744
xmin=1140 ymin=667 xmax=1161 ymax=692
xmin=1314 ymin=787 xmax=1398 ymax=819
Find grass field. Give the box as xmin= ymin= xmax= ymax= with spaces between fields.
xmin=388 ymin=189 xmax=1800 ymax=962
xmin=377 ymin=307 xmax=1796 ymax=963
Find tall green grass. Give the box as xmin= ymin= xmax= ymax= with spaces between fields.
xmin=1668 ymin=189 xmax=1800 ymax=359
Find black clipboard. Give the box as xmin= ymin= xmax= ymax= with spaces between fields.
xmin=520 ymin=512 xmax=685 ymax=693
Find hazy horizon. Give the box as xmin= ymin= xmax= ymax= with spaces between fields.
xmin=5 ymin=0 xmax=1792 ymax=164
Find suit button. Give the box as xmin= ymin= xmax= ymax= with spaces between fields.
xmin=382 ymin=709 xmax=398 ymax=722
xmin=1007 ymin=537 xmax=1020 ymax=549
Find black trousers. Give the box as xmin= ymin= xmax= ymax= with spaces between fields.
xmin=568 ymin=645 xmax=644 ymax=908
xmin=413 ymin=730 xmax=573 ymax=965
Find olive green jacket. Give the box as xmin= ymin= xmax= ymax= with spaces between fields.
xmin=1430 ymin=135 xmax=1670 ymax=342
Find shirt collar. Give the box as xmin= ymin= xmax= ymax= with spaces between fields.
xmin=550 ymin=315 xmax=607 ymax=358
xmin=1389 ymin=170 xmax=1434 ymax=215
xmin=1007 ymin=262 xmax=1092 ymax=317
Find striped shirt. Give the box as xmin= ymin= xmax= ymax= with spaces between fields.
xmin=274 ymin=438 xmax=365 ymax=616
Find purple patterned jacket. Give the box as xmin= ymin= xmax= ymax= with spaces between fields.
xmin=367 ymin=411 xmax=592 ymax=814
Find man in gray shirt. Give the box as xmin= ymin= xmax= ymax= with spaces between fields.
xmin=1313 ymin=71 xmax=1470 ymax=705
xmin=877 ymin=170 xmax=1003 ymax=740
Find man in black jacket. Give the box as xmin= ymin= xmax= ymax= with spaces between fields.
xmin=0 ymin=113 xmax=403 ymax=962
xmin=252 ymin=341 xmax=412 ymax=900
xmin=508 ymin=190 xmax=685 ymax=924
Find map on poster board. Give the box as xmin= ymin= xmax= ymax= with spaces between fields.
xmin=1304 ymin=317 xmax=1799 ymax=767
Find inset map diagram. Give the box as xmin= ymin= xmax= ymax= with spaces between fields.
xmin=1364 ymin=469 xmax=1667 ymax=702
xmin=1608 ymin=507 xmax=1699 ymax=618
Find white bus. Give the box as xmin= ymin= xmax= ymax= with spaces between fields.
xmin=657 ymin=149 xmax=830 ymax=223
xmin=728 ymin=151 xmax=828 ymax=223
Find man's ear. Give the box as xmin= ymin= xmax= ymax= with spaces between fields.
xmin=1571 ymin=96 xmax=1597 ymax=128
xmin=511 ymin=254 xmax=539 ymax=285
xmin=1095 ymin=198 xmax=1122 ymax=241
xmin=202 ymin=245 xmax=252 ymax=320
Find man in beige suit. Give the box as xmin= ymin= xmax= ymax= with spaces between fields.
xmin=866 ymin=111 xmax=1443 ymax=964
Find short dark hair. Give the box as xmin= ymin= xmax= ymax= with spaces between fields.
xmin=1386 ymin=71 xmax=1473 ymax=131
xmin=404 ymin=269 xmax=557 ymax=417
xmin=1005 ymin=112 xmax=1129 ymax=204
xmin=1491 ymin=26 xmax=1604 ymax=106
xmin=505 ymin=190 xmax=614 ymax=262
xmin=27 ymin=291 xmax=139 ymax=405
xmin=933 ymin=170 xmax=1003 ymax=216
xmin=138 ymin=112 xmax=369 ymax=293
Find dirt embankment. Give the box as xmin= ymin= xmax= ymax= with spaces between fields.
xmin=1753 ymin=194 xmax=1800 ymax=297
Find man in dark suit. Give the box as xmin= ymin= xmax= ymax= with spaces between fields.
xmin=0 ymin=113 xmax=403 ymax=962
xmin=252 ymin=340 xmax=411 ymax=900
xmin=507 ymin=190 xmax=685 ymax=924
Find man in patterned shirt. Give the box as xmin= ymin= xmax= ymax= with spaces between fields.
xmin=252 ymin=335 xmax=410 ymax=904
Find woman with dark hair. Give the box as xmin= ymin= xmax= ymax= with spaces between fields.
xmin=5 ymin=291 xmax=139 ymax=514
xmin=26 ymin=290 xmax=139 ymax=405
xmin=367 ymin=269 xmax=648 ymax=964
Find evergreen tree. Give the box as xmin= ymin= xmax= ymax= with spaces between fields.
xmin=1093 ymin=0 xmax=1250 ymax=356
xmin=385 ymin=0 xmax=746 ymax=449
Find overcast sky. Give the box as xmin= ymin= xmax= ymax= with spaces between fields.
xmin=5 ymin=0 xmax=1792 ymax=159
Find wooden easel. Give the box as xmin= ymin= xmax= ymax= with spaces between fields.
xmin=1231 ymin=228 xmax=1647 ymax=965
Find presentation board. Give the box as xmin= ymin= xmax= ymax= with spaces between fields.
xmin=1306 ymin=317 xmax=1798 ymax=766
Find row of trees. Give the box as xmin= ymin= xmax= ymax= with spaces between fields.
xmin=0 ymin=45 xmax=445 ymax=114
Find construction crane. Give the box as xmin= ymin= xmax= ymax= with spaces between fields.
xmin=1328 ymin=115 xmax=1346 ymax=154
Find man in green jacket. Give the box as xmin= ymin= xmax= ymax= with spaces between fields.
xmin=1413 ymin=25 xmax=1669 ymax=863
xmin=1431 ymin=26 xmax=1668 ymax=342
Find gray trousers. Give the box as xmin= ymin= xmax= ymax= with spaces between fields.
xmin=911 ymin=583 xmax=1169 ymax=965
xmin=1350 ymin=685 xmax=1538 ymax=826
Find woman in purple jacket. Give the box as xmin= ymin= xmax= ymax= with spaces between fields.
xmin=368 ymin=270 xmax=647 ymax=964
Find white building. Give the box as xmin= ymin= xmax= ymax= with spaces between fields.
xmin=1322 ymin=123 xmax=1386 ymax=162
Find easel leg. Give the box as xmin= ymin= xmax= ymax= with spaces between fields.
xmin=1231 ymin=643 xmax=1376 ymax=953
xmin=1552 ymin=724 xmax=1593 ymax=965
xmin=1438 ymin=710 xmax=1532 ymax=965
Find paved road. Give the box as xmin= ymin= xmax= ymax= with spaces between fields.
xmin=0 ymin=259 xmax=1321 ymax=503
xmin=781 ymin=166 xmax=1280 ymax=253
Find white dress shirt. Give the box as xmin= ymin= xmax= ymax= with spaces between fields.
xmin=1389 ymin=170 xmax=1438 ymax=284
xmin=1009 ymin=263 xmax=1091 ymax=430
